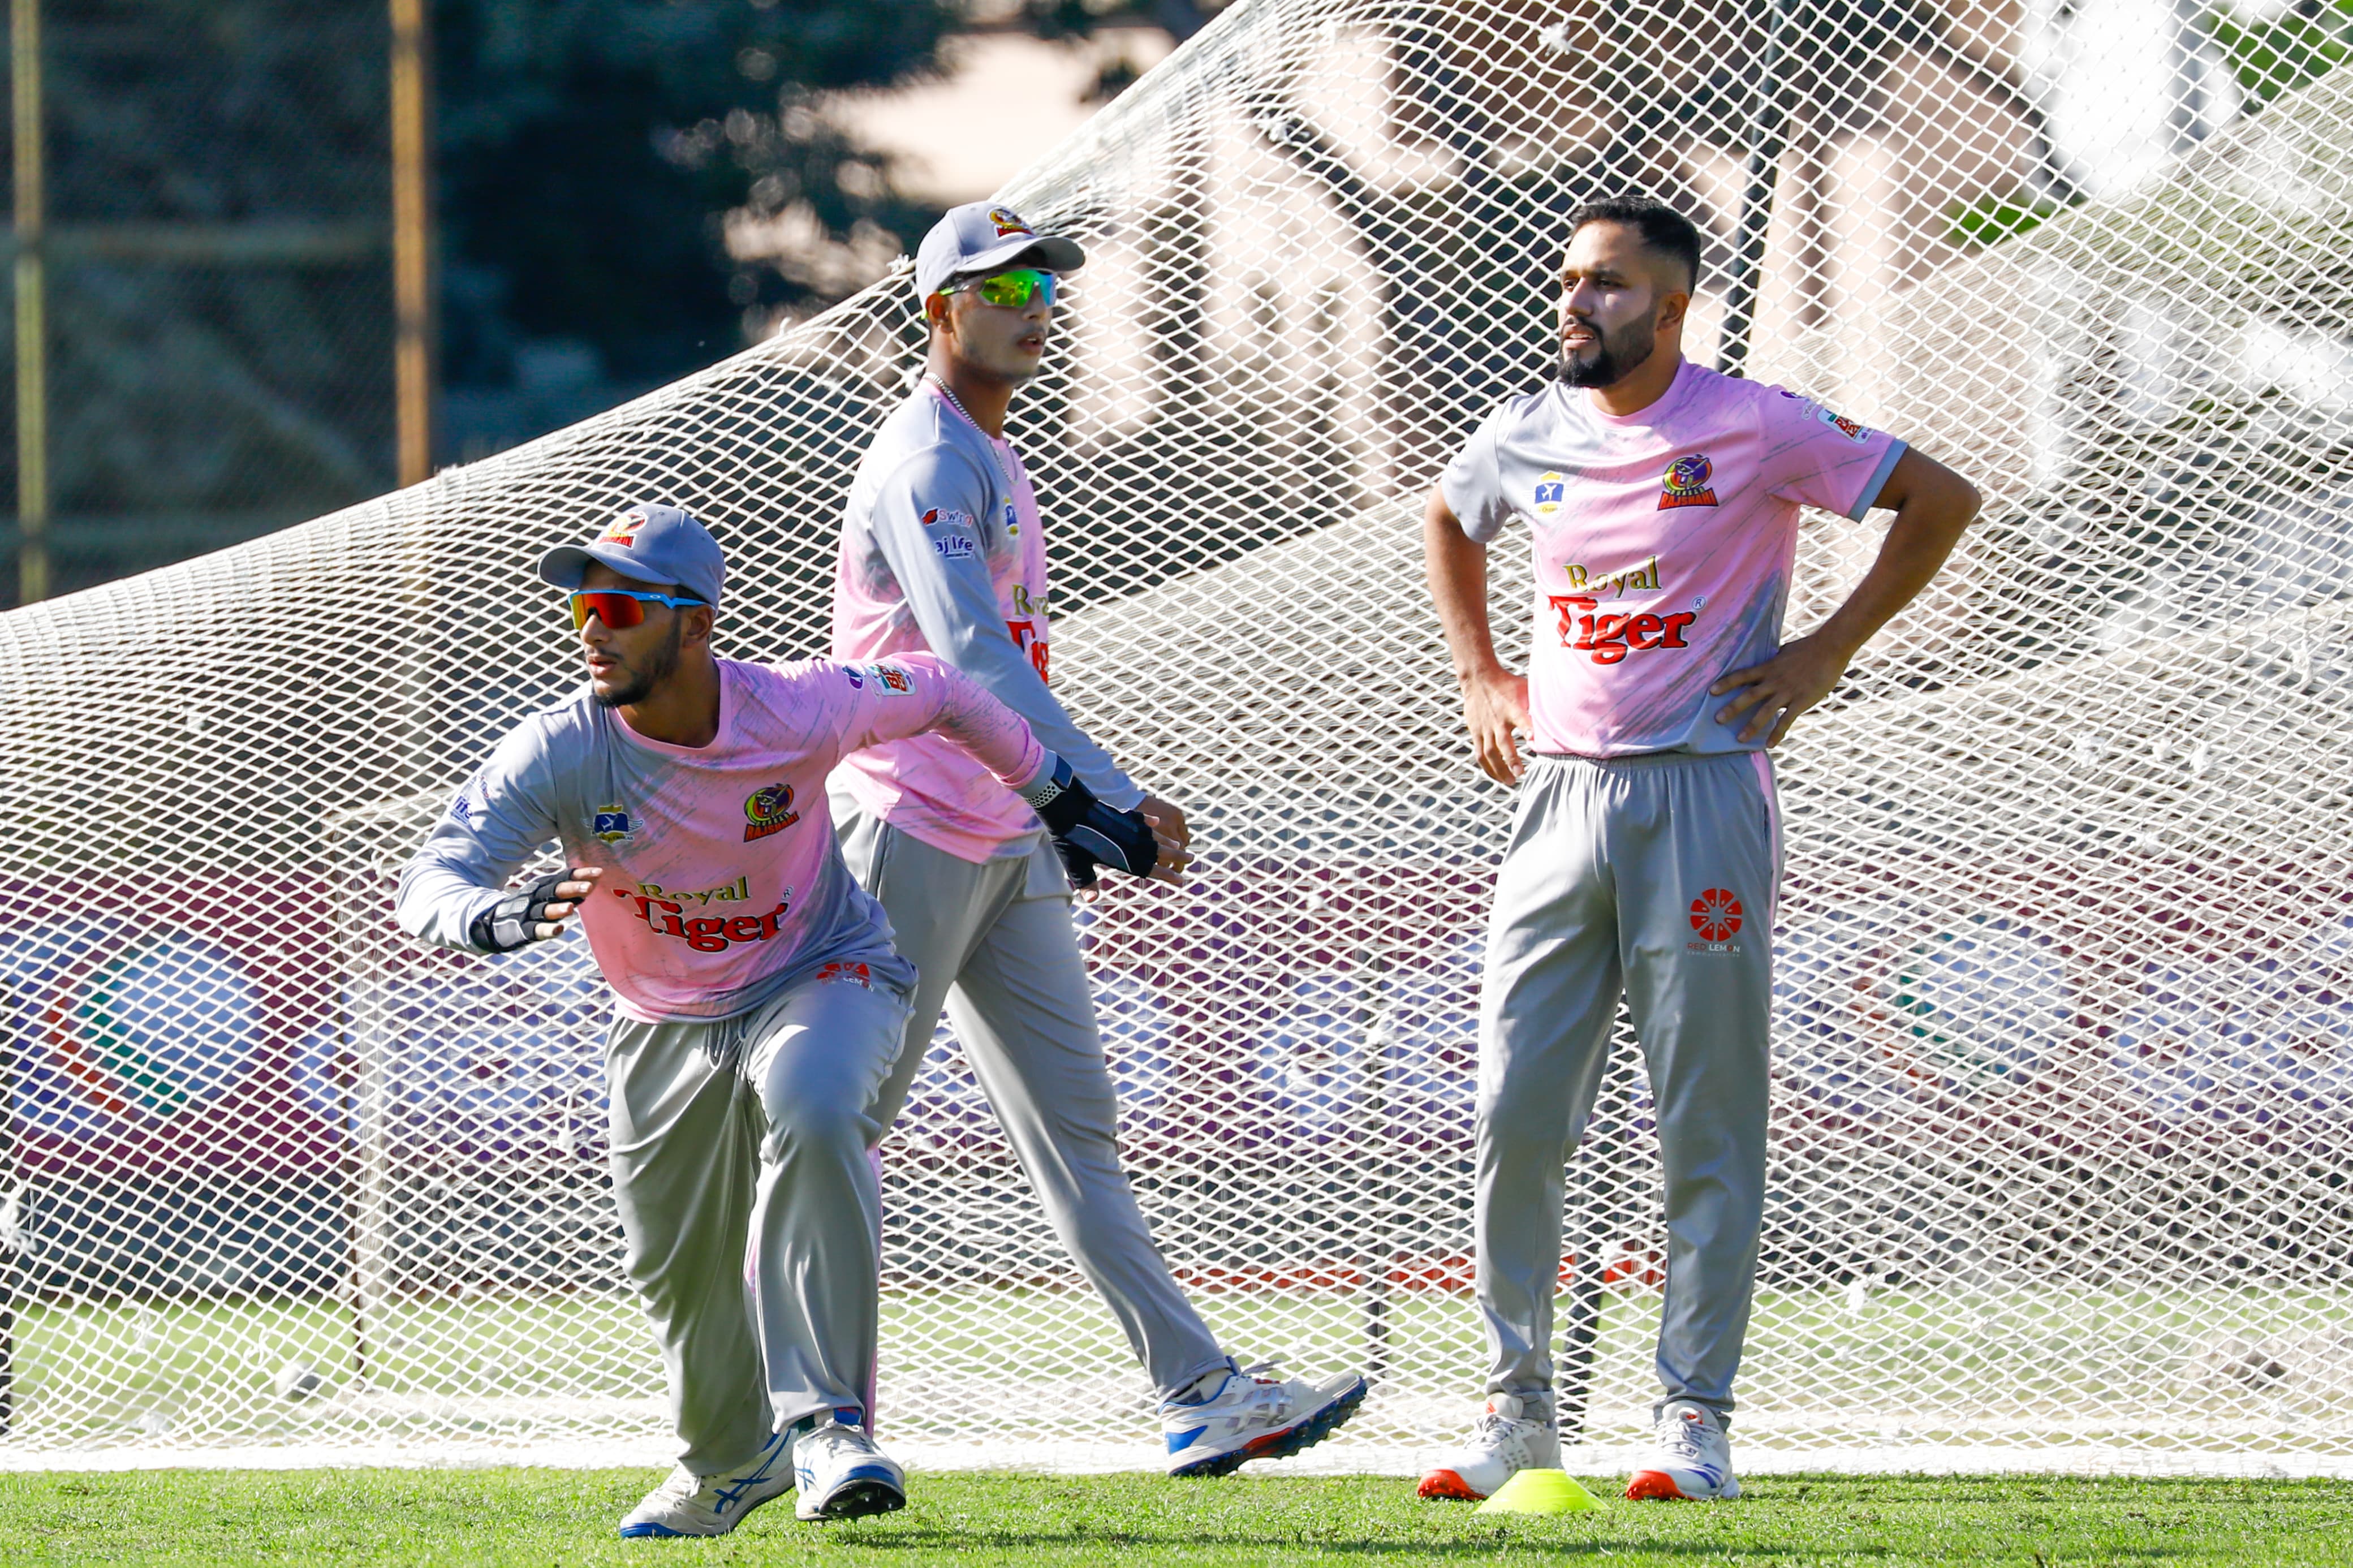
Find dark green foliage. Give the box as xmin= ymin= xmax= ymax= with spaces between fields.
xmin=434 ymin=0 xmax=957 ymax=392
xmin=2212 ymin=0 xmax=2353 ymax=106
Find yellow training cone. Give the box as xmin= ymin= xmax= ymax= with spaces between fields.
xmin=1474 ymin=1467 xmax=1606 ymax=1515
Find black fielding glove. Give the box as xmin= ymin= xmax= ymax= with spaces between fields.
xmin=1022 ymin=756 xmax=1158 ymax=890
xmin=468 ymin=870 xmax=578 ymax=953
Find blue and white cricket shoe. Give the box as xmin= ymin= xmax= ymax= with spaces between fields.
xmin=793 ymin=1412 xmax=907 ymax=1520
xmin=1160 ymin=1361 xmax=1369 ymax=1477
xmin=616 ymin=1429 xmax=794 ymax=1537
xmin=1625 ymin=1399 xmax=1742 ymax=1501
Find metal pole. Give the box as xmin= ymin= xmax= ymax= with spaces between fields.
xmin=12 ymin=0 xmax=47 ymax=602
xmin=390 ymin=0 xmax=435 ymax=486
xmin=1716 ymin=0 xmax=1789 ymax=377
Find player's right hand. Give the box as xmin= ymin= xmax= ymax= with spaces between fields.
xmin=1462 ymin=671 xmax=1532 ymax=784
xmin=469 ymin=866 xmax=604 ymax=953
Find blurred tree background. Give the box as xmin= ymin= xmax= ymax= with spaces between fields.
xmin=1 ymin=0 xmax=1220 ymax=605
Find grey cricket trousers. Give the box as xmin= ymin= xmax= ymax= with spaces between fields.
xmin=606 ymin=966 xmax=908 ymax=1476
xmin=838 ymin=810 xmax=1230 ymax=1400
xmin=1476 ymin=749 xmax=1780 ymax=1422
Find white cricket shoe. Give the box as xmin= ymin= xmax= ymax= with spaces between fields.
xmin=616 ymin=1429 xmax=794 ymax=1537
xmin=1160 ymin=1361 xmax=1369 ymax=1477
xmin=1416 ymin=1393 xmax=1560 ymax=1501
xmin=792 ymin=1415 xmax=907 ymax=1520
xmin=1625 ymin=1399 xmax=1742 ymax=1501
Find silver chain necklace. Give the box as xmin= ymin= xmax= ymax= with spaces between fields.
xmin=928 ymin=373 xmax=1017 ymax=495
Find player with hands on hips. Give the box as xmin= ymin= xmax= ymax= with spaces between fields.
xmin=1419 ymin=198 xmax=1979 ymax=1504
xmin=397 ymin=503 xmax=1078 ymax=1536
xmin=829 ymin=200 xmax=1365 ymax=1474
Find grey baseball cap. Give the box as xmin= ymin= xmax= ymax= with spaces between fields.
xmin=536 ymin=503 xmax=725 ymax=610
xmin=913 ymin=201 xmax=1084 ymax=299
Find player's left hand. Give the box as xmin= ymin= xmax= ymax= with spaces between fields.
xmin=1709 ymin=631 xmax=1858 ymax=747
xmin=1138 ymin=794 xmax=1191 ymax=884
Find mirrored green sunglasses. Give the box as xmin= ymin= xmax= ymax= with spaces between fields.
xmin=943 ymin=268 xmax=1058 ymax=309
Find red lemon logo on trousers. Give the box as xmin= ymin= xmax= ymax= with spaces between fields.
xmin=1690 ymin=889 xmax=1743 ymax=942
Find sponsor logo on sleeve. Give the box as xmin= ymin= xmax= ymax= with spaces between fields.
xmin=1816 ymin=405 xmax=1871 ymax=442
xmin=742 ymin=782 xmax=803 ymax=842
xmin=816 ymin=959 xmax=875 ymax=989
xmin=1532 ymin=471 xmax=1566 ymax=515
xmin=934 ymin=533 xmax=977 ymax=560
xmin=1658 ymin=453 xmax=1718 ymax=510
xmin=449 ymin=789 xmax=475 ymax=825
xmin=844 ymin=662 xmax=913 ymax=696
xmin=920 ymin=506 xmax=975 ymax=532
xmin=591 ymin=803 xmax=636 ymax=844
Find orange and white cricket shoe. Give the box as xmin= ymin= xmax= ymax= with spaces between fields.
xmin=1416 ymin=1393 xmax=1559 ymax=1501
xmin=1624 ymin=1400 xmax=1742 ymax=1501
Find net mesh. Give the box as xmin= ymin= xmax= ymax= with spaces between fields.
xmin=5 ymin=0 xmax=2353 ymax=1476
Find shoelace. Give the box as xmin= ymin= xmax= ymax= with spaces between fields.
xmin=1474 ymin=1407 xmax=1548 ymax=1446
xmin=1657 ymin=1415 xmax=1716 ymax=1464
xmin=650 ymin=1468 xmax=701 ymax=1503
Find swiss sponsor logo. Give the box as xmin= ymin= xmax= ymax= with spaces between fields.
xmin=742 ymin=782 xmax=802 ymax=842
xmin=1817 ymin=405 xmax=1871 ymax=443
xmin=613 ymin=880 xmax=792 ymax=953
xmin=920 ymin=506 xmax=975 ymax=532
xmin=1548 ymin=595 xmax=1698 ymax=665
xmin=845 ymin=662 xmax=915 ymax=696
xmin=1688 ymin=888 xmax=1744 ymax=953
xmin=1658 ymin=453 xmax=1717 ymax=510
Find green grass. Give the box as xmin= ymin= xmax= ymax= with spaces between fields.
xmin=3 ymin=1470 xmax=2352 ymax=1566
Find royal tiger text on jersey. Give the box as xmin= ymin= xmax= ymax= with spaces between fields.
xmin=612 ymin=884 xmax=794 ymax=953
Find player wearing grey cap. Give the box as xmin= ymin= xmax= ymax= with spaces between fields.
xmin=395 ymin=503 xmax=1166 ymax=1534
xmin=829 ymin=200 xmax=1367 ymax=1474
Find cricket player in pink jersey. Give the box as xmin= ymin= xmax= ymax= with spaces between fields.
xmin=831 ymin=201 xmax=1367 ymax=1474
xmin=397 ymin=504 xmax=1152 ymax=1536
xmin=1415 ymin=199 xmax=1980 ymax=1503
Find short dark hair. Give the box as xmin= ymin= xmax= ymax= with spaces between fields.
xmin=1565 ymin=197 xmax=1703 ymax=292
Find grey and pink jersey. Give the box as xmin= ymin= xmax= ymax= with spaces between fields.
xmin=395 ymin=654 xmax=1046 ymax=1024
xmin=831 ymin=384 xmax=1141 ymax=864
xmin=1441 ymin=360 xmax=1903 ymax=756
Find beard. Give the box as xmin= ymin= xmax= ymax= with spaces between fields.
xmin=1558 ymin=315 xmax=1657 ymax=389
xmin=591 ymin=615 xmax=683 ymax=709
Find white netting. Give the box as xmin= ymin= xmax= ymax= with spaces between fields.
xmin=3 ymin=0 xmax=2352 ymax=1476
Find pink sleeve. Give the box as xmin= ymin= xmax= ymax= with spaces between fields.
xmin=1758 ymin=386 xmax=1906 ymax=521
xmin=834 ymin=653 xmax=1046 ymax=789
